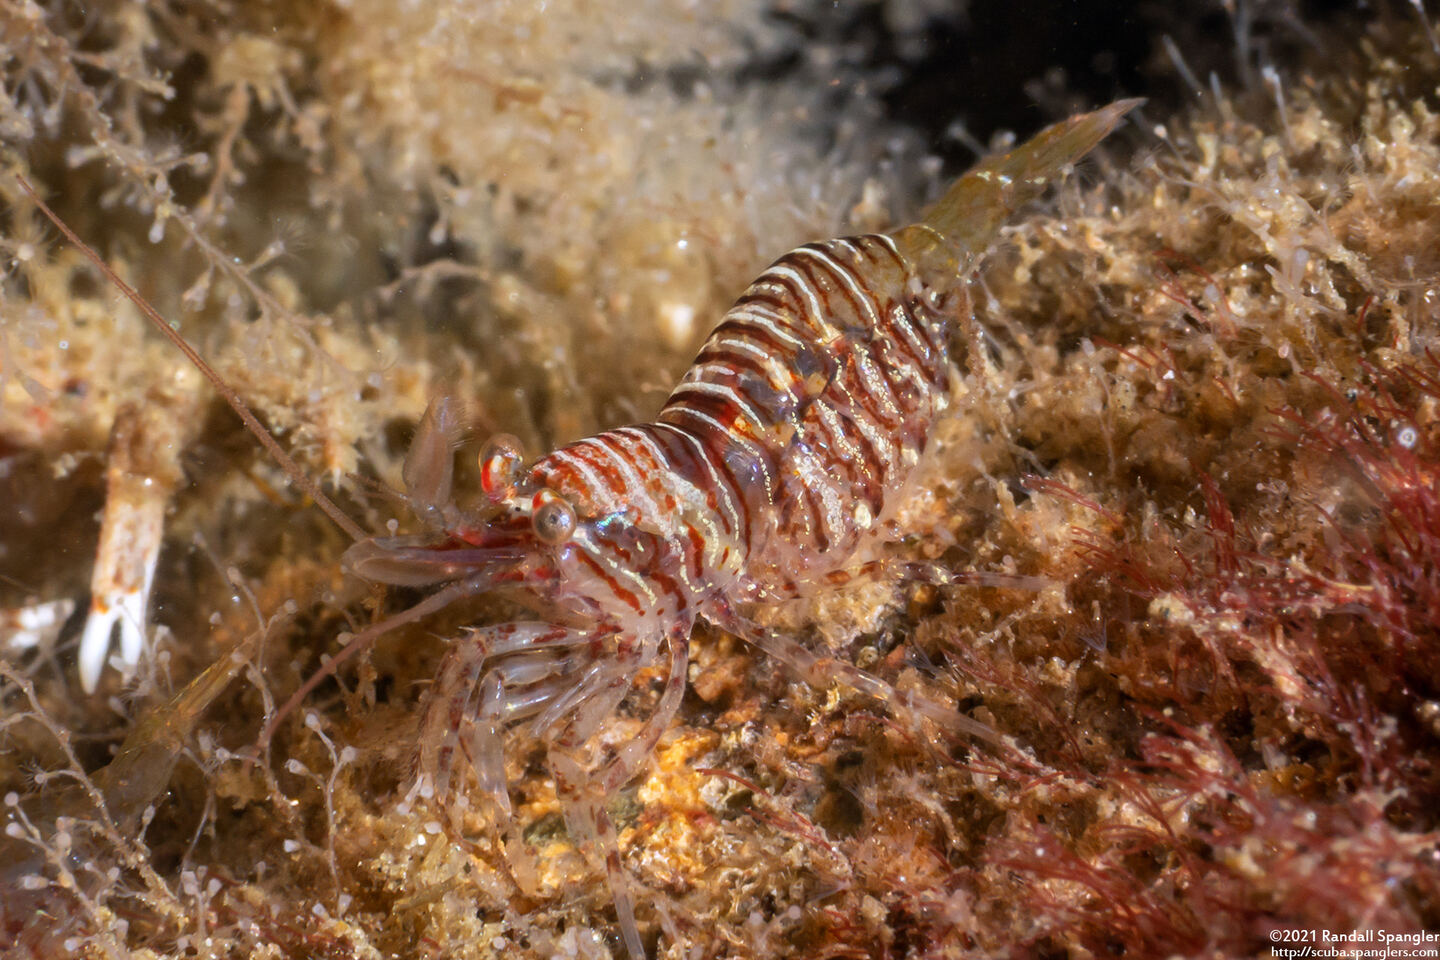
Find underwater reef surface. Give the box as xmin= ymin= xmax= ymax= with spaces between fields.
xmin=1 ymin=1 xmax=1437 ymax=957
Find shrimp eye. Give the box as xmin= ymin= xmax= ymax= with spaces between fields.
xmin=531 ymin=489 xmax=576 ymax=544
xmin=479 ymin=433 xmax=524 ymax=500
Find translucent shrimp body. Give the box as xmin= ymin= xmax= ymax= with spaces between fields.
xmin=344 ymin=101 xmax=1138 ymax=959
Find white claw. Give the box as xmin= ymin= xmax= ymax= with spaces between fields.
xmin=78 ymin=600 xmax=119 ymax=694
xmin=79 ymin=470 xmax=166 ymax=693
xmin=72 ymin=397 xmax=193 ymax=694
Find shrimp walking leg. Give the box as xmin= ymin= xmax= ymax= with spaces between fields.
xmin=551 ymin=750 xmax=646 ymax=960
xmin=417 ymin=621 xmax=597 ymax=803
xmin=532 ymin=651 xmax=640 ymax=745
xmin=598 ymin=628 xmax=691 ymax=795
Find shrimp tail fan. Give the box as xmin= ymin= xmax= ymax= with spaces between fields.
xmin=892 ymin=98 xmax=1142 ymax=271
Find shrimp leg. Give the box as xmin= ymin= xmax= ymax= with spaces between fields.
xmin=551 ymin=750 xmax=646 ymax=960
xmin=597 ymin=627 xmax=691 ymax=795
xmin=418 ymin=621 xmax=594 ymax=802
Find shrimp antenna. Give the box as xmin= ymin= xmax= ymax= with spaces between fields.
xmin=15 ymin=174 xmax=368 ymax=543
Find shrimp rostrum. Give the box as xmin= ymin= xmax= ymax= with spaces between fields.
xmin=24 ymin=100 xmax=1137 ymax=959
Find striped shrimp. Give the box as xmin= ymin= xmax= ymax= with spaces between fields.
xmin=22 ymin=99 xmax=1136 ymax=959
